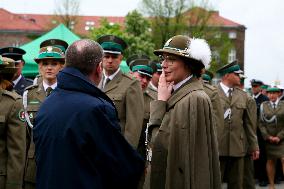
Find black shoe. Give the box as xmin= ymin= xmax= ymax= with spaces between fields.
xmin=275 ymin=178 xmax=281 ymax=184
xmin=258 ymin=181 xmax=268 ymax=187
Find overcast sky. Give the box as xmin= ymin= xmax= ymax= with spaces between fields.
xmin=1 ymin=0 xmax=284 ymax=87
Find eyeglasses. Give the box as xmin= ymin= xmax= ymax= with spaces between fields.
xmin=159 ymin=55 xmax=179 ymax=65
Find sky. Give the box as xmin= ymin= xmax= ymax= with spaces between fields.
xmin=1 ymin=0 xmax=284 ymax=87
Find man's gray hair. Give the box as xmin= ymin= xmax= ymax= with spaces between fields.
xmin=65 ymin=39 xmax=103 ymax=75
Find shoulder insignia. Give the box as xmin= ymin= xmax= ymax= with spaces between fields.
xmin=122 ymin=73 xmax=135 ymax=80
xmin=25 ymin=84 xmax=39 ymax=91
xmin=18 ymin=109 xmax=26 ymax=122
xmin=2 ymin=90 xmax=21 ymax=100
xmin=203 ymin=83 xmax=216 ymax=91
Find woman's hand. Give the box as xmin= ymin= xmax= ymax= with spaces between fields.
xmin=158 ymin=71 xmax=174 ymax=101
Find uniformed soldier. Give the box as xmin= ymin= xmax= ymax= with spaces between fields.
xmin=0 ymin=47 xmax=32 ymax=95
xmin=127 ymin=54 xmax=155 ymax=158
xmin=201 ymin=69 xmax=224 ymax=135
xmin=23 ymin=39 xmax=67 ymax=189
xmin=97 ymin=35 xmax=144 ymax=148
xmin=251 ymin=79 xmax=269 ymax=186
xmin=202 ymin=70 xmax=214 ymax=84
xmin=0 ymin=56 xmax=26 ymax=189
xmin=216 ymin=61 xmax=259 ymax=189
xmin=259 ymin=87 xmax=284 ymax=189
xmin=147 ymin=60 xmax=162 ymax=93
xmin=238 ymin=75 xmax=258 ymax=189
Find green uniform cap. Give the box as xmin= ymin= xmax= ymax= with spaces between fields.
xmin=127 ymin=54 xmax=153 ymax=78
xmin=216 ymin=60 xmax=243 ymax=76
xmin=267 ymin=87 xmax=281 ymax=93
xmin=97 ymin=35 xmax=127 ymax=54
xmin=40 ymin=39 xmax=69 ymax=53
xmin=34 ymin=46 xmax=65 ymax=64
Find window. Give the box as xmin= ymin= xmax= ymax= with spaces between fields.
xmin=228 ymin=49 xmax=236 ymax=63
xmin=228 ymin=31 xmax=237 ymax=39
xmin=212 ymin=50 xmax=220 ymax=64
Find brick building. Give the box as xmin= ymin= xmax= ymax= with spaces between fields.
xmin=0 ymin=7 xmax=245 ymax=69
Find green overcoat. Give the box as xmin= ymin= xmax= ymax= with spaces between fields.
xmin=148 ymin=77 xmax=221 ymax=189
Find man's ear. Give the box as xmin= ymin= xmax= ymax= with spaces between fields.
xmin=96 ymin=62 xmax=102 ymax=75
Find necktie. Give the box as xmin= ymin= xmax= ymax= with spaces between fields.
xmin=46 ymin=87 xmax=53 ymax=97
xmin=228 ymin=88 xmax=233 ymax=102
xmin=273 ymin=103 xmax=276 ymax=109
xmin=103 ymin=78 xmax=111 ymax=89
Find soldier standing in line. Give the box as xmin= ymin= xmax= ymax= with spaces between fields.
xmin=97 ymin=35 xmax=144 ymax=148
xmin=0 ymin=56 xmax=26 ymax=189
xmin=259 ymin=87 xmax=284 ymax=189
xmin=238 ymin=75 xmax=258 ymax=189
xmin=147 ymin=60 xmax=162 ymax=93
xmin=251 ymin=79 xmax=269 ymax=187
xmin=126 ymin=54 xmax=154 ymax=159
xmin=216 ymin=61 xmax=259 ymax=189
xmin=201 ymin=70 xmax=224 ymax=135
xmin=22 ymin=39 xmax=67 ymax=189
xmin=0 ymin=47 xmax=32 ymax=96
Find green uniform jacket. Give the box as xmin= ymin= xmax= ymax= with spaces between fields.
xmin=0 ymin=89 xmax=26 ymax=189
xmin=217 ymin=84 xmax=258 ymax=157
xmin=203 ymin=83 xmax=224 ymax=135
xmin=103 ymin=71 xmax=144 ymax=148
xmin=23 ymin=83 xmax=46 ymax=185
xmin=259 ymin=101 xmax=284 ymax=158
xmin=148 ymin=78 xmax=221 ymax=189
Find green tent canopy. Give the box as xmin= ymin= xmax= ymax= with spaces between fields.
xmin=21 ymin=24 xmax=130 ymax=77
xmin=21 ymin=24 xmax=80 ymax=77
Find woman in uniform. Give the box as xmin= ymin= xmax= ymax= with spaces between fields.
xmin=146 ymin=35 xmax=221 ymax=189
xmin=0 ymin=56 xmax=26 ymax=189
xmin=259 ymin=87 xmax=284 ymax=189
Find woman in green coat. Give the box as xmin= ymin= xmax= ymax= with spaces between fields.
xmin=146 ymin=35 xmax=221 ymax=189
xmin=259 ymin=87 xmax=284 ymax=189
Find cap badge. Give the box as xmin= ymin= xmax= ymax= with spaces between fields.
xmin=47 ymin=46 xmax=53 ymax=52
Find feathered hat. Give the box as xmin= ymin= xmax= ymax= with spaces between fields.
xmin=154 ymin=35 xmax=211 ymax=69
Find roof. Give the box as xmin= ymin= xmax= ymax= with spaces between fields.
xmin=0 ymin=8 xmax=44 ymax=32
xmin=0 ymin=7 xmax=244 ymax=36
xmin=183 ymin=7 xmax=245 ymax=28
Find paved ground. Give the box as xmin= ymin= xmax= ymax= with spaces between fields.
xmin=222 ymin=182 xmax=284 ymax=189
xmin=255 ymin=182 xmax=284 ymax=189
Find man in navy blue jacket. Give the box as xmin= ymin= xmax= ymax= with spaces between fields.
xmin=33 ymin=39 xmax=144 ymax=189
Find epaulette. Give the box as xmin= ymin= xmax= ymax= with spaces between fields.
xmin=122 ymin=72 xmax=136 ymax=80
xmin=2 ymin=90 xmax=21 ymax=100
xmin=24 ymin=84 xmax=39 ymax=91
xmin=235 ymin=87 xmax=247 ymax=94
xmin=203 ymin=83 xmax=216 ymax=91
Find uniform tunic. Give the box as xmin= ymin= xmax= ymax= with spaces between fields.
xmin=259 ymin=101 xmax=284 ymax=158
xmin=148 ymin=77 xmax=221 ymax=189
xmin=23 ymin=83 xmax=46 ymax=188
xmin=103 ymin=70 xmax=144 ymax=148
xmin=203 ymin=83 xmax=224 ymax=135
xmin=0 ymin=89 xmax=26 ymax=189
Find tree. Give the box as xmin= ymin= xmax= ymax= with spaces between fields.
xmin=139 ymin=0 xmax=233 ymax=72
xmin=140 ymin=0 xmax=189 ymax=48
xmin=53 ymin=0 xmax=80 ymax=30
xmin=90 ymin=10 xmax=155 ymax=59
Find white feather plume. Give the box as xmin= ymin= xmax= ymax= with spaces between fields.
xmin=187 ymin=38 xmax=211 ymax=69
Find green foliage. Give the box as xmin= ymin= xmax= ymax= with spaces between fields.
xmin=90 ymin=11 xmax=155 ymax=59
